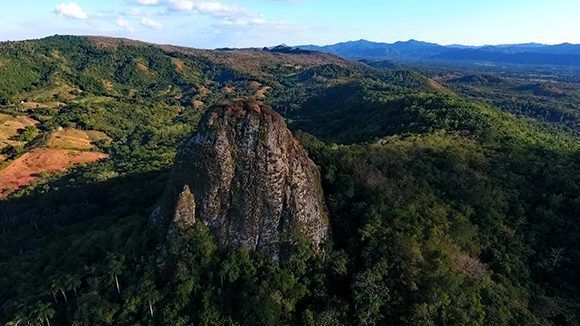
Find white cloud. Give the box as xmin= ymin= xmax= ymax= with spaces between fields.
xmin=116 ymin=16 xmax=135 ymax=32
xmin=135 ymin=0 xmax=160 ymax=4
xmin=141 ymin=17 xmax=163 ymax=29
xmin=55 ymin=2 xmax=88 ymax=20
xmin=167 ymin=0 xmax=194 ymax=11
xmin=194 ymin=2 xmax=255 ymax=18
xmin=194 ymin=2 xmax=229 ymax=14
xmin=132 ymin=0 xmax=263 ymax=24
xmin=51 ymin=0 xmax=279 ymax=39
xmin=165 ymin=0 xmax=253 ymax=17
xmin=219 ymin=17 xmax=268 ymax=26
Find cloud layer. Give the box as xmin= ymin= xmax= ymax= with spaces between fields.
xmin=49 ymin=0 xmax=298 ymax=48
xmin=54 ymin=1 xmax=271 ymax=30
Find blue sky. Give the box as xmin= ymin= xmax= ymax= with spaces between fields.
xmin=0 ymin=0 xmax=578 ymax=48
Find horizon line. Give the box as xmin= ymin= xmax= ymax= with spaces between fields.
xmin=1 ymin=34 xmax=578 ymax=50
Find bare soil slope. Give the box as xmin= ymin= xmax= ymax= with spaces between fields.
xmin=0 ymin=148 xmax=107 ymax=197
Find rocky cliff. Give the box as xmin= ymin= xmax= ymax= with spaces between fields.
xmin=153 ymin=101 xmax=329 ymax=258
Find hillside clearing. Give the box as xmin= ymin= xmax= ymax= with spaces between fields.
xmin=47 ymin=128 xmax=110 ymax=150
xmin=0 ymin=148 xmax=108 ymax=197
xmin=0 ymin=114 xmax=39 ymax=149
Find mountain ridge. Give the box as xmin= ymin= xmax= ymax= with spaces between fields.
xmin=297 ymin=39 xmax=580 ymax=66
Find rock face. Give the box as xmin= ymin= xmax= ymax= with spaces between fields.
xmin=154 ymin=101 xmax=329 ymax=258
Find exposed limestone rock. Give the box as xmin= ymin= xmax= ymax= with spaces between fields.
xmin=171 ymin=185 xmax=196 ymax=231
xmin=153 ymin=101 xmax=330 ymax=258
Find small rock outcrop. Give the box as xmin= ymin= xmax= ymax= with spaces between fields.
xmin=153 ymin=101 xmax=329 ymax=258
xmin=170 ymin=185 xmax=196 ymax=232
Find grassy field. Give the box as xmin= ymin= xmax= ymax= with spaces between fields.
xmin=47 ymin=128 xmax=110 ymax=150
xmin=0 ymin=113 xmax=38 ymax=149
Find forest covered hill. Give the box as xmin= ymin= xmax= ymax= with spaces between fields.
xmin=0 ymin=35 xmax=579 ymax=325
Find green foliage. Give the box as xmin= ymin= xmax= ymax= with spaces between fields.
xmin=0 ymin=35 xmax=579 ymax=325
xmin=16 ymin=125 xmax=39 ymax=142
xmin=420 ymin=66 xmax=580 ymax=134
xmin=296 ymin=125 xmax=579 ymax=324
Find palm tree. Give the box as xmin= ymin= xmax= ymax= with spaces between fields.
xmin=31 ymin=301 xmax=55 ymax=326
xmin=6 ymin=312 xmax=25 ymax=326
xmin=67 ymin=274 xmax=82 ymax=296
xmin=107 ymin=253 xmax=125 ymax=294
xmin=8 ymin=302 xmax=31 ymax=325
xmin=49 ymin=281 xmax=60 ymax=303
xmin=50 ymin=275 xmax=69 ymax=303
xmin=140 ymin=280 xmax=161 ymax=318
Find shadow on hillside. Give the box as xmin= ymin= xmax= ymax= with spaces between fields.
xmin=0 ymin=169 xmax=169 ymax=236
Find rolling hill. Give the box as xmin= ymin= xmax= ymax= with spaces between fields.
xmin=0 ymin=35 xmax=579 ymax=325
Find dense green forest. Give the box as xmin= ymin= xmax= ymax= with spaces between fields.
xmin=0 ymin=36 xmax=579 ymax=325
xmin=413 ymin=62 xmax=580 ymax=134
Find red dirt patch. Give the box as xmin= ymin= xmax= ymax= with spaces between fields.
xmin=545 ymin=84 xmax=565 ymax=96
xmin=0 ymin=148 xmax=108 ymax=197
xmin=102 ymin=80 xmax=114 ymax=90
xmin=255 ymin=86 xmax=271 ymax=100
xmin=428 ymin=79 xmax=446 ymax=92
xmin=193 ymin=100 xmax=204 ymax=110
xmin=172 ymin=58 xmax=185 ymax=71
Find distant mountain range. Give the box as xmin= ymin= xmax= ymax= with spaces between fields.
xmin=297 ymin=39 xmax=580 ymax=66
